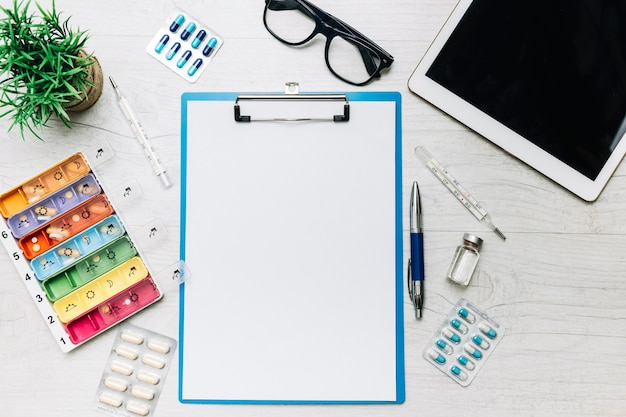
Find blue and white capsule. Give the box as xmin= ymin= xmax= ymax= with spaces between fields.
xmin=450 ymin=365 xmax=468 ymax=381
xmin=177 ymin=50 xmax=192 ymax=68
xmin=457 ymin=355 xmax=476 ymax=370
xmin=479 ymin=323 xmax=498 ymax=339
xmin=203 ymin=37 xmax=218 ymax=57
xmin=450 ymin=318 xmax=468 ymax=334
xmin=180 ymin=22 xmax=197 ymax=40
xmin=442 ymin=328 xmax=461 ymax=344
xmin=472 ymin=334 xmax=490 ymax=350
xmin=187 ymin=58 xmax=203 ymax=76
xmin=464 ymin=343 xmax=483 ymax=359
xmin=191 ymin=29 xmax=207 ymax=48
xmin=458 ymin=307 xmax=476 ymax=323
xmin=166 ymin=42 xmax=181 ymax=60
xmin=170 ymin=14 xmax=185 ymax=32
xmin=435 ymin=339 xmax=453 ymax=355
xmin=154 ymin=34 xmax=169 ymax=53
xmin=428 ymin=349 xmax=446 ymax=365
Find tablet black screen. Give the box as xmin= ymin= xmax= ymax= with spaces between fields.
xmin=426 ymin=1 xmax=626 ymax=180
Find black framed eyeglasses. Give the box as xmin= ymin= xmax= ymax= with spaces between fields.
xmin=263 ymin=0 xmax=394 ymax=86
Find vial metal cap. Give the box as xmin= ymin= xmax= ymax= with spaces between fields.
xmin=462 ymin=233 xmax=483 ymax=249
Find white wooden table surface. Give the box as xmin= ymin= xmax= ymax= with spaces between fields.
xmin=1 ymin=1 xmax=625 ymax=416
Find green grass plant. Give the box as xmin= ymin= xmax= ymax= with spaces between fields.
xmin=0 ymin=0 xmax=95 ymax=139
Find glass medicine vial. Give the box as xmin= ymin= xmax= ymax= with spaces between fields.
xmin=446 ymin=233 xmax=483 ymax=286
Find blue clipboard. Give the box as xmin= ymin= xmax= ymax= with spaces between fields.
xmin=179 ymin=90 xmax=404 ymax=404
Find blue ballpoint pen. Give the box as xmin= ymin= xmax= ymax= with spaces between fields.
xmin=408 ymin=181 xmax=425 ymax=319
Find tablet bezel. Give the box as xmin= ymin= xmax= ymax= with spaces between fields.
xmin=407 ymin=0 xmax=626 ymax=201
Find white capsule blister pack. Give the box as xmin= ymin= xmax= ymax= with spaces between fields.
xmin=423 ymin=298 xmax=504 ymax=386
xmin=95 ymin=324 xmax=177 ymax=417
xmin=146 ymin=9 xmax=224 ymax=83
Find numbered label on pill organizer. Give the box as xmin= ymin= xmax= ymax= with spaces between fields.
xmin=423 ymin=298 xmax=505 ymax=387
xmin=146 ymin=9 xmax=224 ymax=83
xmin=95 ymin=323 xmax=176 ymax=417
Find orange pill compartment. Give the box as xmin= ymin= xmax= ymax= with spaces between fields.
xmin=18 ymin=193 xmax=114 ymax=259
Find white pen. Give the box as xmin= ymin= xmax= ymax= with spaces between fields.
xmin=109 ymin=76 xmax=173 ymax=189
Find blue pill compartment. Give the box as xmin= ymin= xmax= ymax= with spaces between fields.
xmin=31 ymin=214 xmax=126 ymax=281
xmin=146 ymin=9 xmax=224 ymax=83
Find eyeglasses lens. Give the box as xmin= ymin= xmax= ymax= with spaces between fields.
xmin=265 ymin=0 xmax=383 ymax=85
xmin=327 ymin=36 xmax=381 ymax=85
xmin=264 ymin=1 xmax=316 ymax=44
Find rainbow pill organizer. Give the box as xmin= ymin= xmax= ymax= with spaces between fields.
xmin=146 ymin=9 xmax=224 ymax=83
xmin=423 ymin=298 xmax=505 ymax=386
xmin=0 ymin=153 xmax=163 ymax=352
xmin=95 ymin=324 xmax=176 ymax=417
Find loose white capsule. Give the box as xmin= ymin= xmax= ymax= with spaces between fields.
xmin=142 ymin=353 xmax=165 ymax=369
xmin=99 ymin=391 xmax=123 ymax=408
xmin=147 ymin=339 xmax=171 ymax=354
xmin=126 ymin=401 xmax=150 ymax=416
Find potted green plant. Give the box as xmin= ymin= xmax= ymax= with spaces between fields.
xmin=0 ymin=0 xmax=103 ymax=139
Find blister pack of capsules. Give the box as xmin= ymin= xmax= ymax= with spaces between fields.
xmin=0 ymin=153 xmax=164 ymax=352
xmin=95 ymin=324 xmax=176 ymax=417
xmin=146 ymin=9 xmax=224 ymax=83
xmin=423 ymin=298 xmax=504 ymax=386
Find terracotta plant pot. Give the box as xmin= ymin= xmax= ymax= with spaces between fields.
xmin=63 ymin=50 xmax=104 ymax=113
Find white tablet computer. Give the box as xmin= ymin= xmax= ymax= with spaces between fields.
xmin=408 ymin=0 xmax=626 ymax=201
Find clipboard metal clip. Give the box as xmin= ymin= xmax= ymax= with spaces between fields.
xmin=234 ymin=82 xmax=350 ymax=122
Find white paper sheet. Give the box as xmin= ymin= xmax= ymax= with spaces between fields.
xmin=179 ymin=92 xmax=403 ymax=403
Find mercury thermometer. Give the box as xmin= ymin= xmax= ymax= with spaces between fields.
xmin=415 ymin=146 xmax=506 ymax=240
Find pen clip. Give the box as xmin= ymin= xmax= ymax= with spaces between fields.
xmin=407 ymin=258 xmax=423 ymax=319
xmin=407 ymin=258 xmax=415 ymax=303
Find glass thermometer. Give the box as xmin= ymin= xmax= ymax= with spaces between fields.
xmin=415 ymin=146 xmax=506 ymax=240
xmin=109 ymin=77 xmax=173 ymax=189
